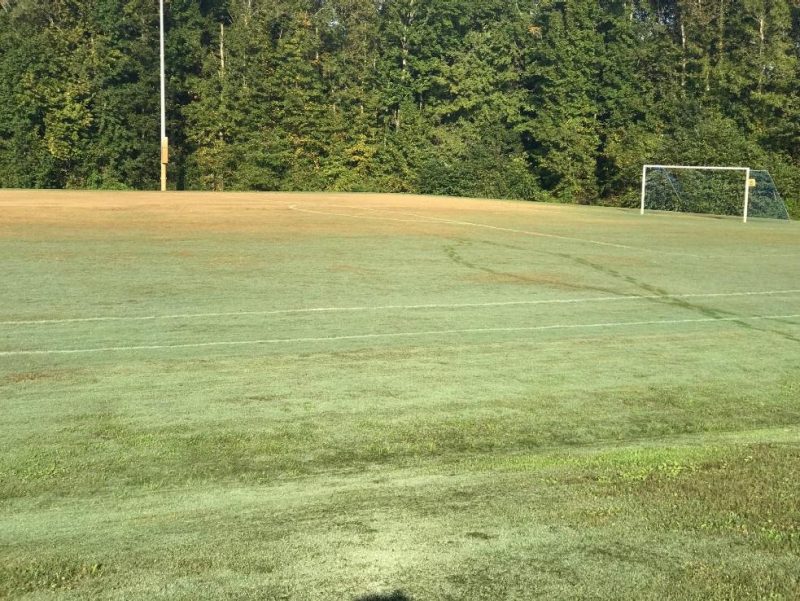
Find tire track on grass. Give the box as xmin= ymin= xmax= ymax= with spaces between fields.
xmin=440 ymin=239 xmax=800 ymax=343
xmin=567 ymin=254 xmax=800 ymax=344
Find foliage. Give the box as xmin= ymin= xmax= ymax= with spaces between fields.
xmin=0 ymin=0 xmax=798 ymax=215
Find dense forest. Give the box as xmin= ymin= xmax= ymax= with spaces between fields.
xmin=1 ymin=0 xmax=798 ymax=214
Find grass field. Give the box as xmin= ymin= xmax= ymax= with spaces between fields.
xmin=1 ymin=190 xmax=799 ymax=600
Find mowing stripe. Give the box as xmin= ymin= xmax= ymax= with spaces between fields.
xmin=1 ymin=313 xmax=798 ymax=357
xmin=2 ymin=289 xmax=800 ymax=326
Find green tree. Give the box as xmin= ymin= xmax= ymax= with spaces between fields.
xmin=522 ymin=0 xmax=604 ymax=203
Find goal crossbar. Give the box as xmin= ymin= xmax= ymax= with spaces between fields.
xmin=640 ymin=165 xmax=751 ymax=222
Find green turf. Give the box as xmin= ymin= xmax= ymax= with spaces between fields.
xmin=1 ymin=191 xmax=799 ymax=600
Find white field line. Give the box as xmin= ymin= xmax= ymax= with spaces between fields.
xmin=287 ymin=203 xmax=702 ymax=257
xmin=290 ymin=203 xmax=800 ymax=259
xmin=3 ymin=289 xmax=800 ymax=326
xmin=1 ymin=313 xmax=799 ymax=357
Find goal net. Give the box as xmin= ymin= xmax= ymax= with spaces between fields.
xmin=748 ymin=170 xmax=790 ymax=220
xmin=640 ymin=165 xmax=789 ymax=222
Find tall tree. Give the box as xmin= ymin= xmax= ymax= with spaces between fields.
xmin=1 ymin=0 xmax=799 ymax=215
xmin=522 ymin=0 xmax=604 ymax=203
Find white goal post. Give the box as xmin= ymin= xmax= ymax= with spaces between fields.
xmin=640 ymin=165 xmax=752 ymax=223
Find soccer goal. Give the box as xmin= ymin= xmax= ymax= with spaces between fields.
xmin=640 ymin=165 xmax=789 ymax=222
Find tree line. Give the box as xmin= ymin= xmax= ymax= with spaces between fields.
xmin=1 ymin=0 xmax=798 ymax=215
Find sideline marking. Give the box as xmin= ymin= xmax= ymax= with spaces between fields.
xmin=2 ymin=314 xmax=799 ymax=356
xmin=3 ymin=289 xmax=800 ymax=326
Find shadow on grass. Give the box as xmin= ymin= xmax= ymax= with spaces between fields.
xmin=355 ymin=591 xmax=413 ymax=601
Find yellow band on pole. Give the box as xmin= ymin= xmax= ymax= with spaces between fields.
xmin=161 ymin=137 xmax=169 ymax=165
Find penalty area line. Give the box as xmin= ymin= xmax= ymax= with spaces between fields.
xmin=3 ymin=288 xmax=800 ymax=326
xmin=287 ymin=203 xmax=701 ymax=257
xmin=2 ymin=313 xmax=799 ymax=357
